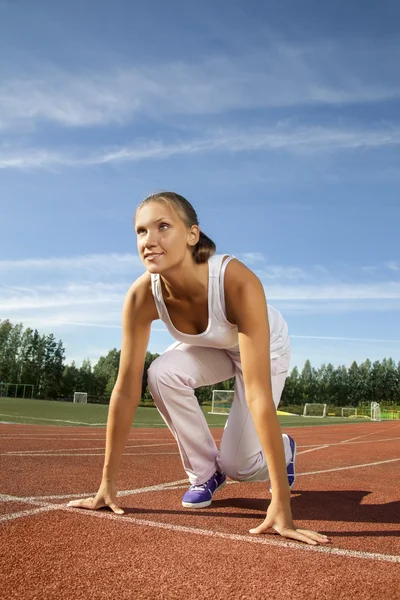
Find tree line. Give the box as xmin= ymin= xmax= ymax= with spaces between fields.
xmin=1 ymin=319 xmax=399 ymax=406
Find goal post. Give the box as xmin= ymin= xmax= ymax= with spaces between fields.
xmin=302 ymin=403 xmax=327 ymax=418
xmin=208 ymin=390 xmax=234 ymax=415
xmin=73 ymin=392 xmax=87 ymax=404
xmin=371 ymin=402 xmax=381 ymax=422
xmin=341 ymin=407 xmax=357 ymax=418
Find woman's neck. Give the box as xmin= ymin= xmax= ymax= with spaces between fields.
xmin=161 ymin=260 xmax=208 ymax=302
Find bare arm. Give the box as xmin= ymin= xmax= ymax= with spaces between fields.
xmin=225 ymin=260 xmax=329 ymax=545
xmin=68 ymin=274 xmax=155 ymax=513
xmin=102 ymin=285 xmax=152 ymax=482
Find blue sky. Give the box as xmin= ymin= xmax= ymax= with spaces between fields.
xmin=1 ymin=0 xmax=400 ymax=372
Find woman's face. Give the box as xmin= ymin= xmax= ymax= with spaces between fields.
xmin=135 ymin=201 xmax=198 ymax=273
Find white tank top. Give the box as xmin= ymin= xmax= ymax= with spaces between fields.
xmin=151 ymin=254 xmax=290 ymax=357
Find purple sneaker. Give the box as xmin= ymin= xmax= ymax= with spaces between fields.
xmin=285 ymin=434 xmax=297 ymax=488
xmin=269 ymin=434 xmax=297 ymax=492
xmin=182 ymin=471 xmax=226 ymax=508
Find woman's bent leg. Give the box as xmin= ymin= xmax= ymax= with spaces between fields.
xmin=147 ymin=343 xmax=235 ymax=485
xmin=220 ymin=350 xmax=292 ymax=482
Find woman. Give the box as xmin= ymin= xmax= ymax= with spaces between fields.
xmin=68 ymin=191 xmax=329 ymax=546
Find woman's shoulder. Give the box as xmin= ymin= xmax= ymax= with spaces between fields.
xmin=224 ymin=257 xmax=260 ymax=288
xmin=124 ymin=271 xmax=158 ymax=322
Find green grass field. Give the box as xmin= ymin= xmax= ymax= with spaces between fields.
xmin=0 ymin=397 xmax=373 ymax=428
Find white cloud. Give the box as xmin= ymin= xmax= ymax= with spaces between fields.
xmin=239 ymin=252 xmax=266 ymax=265
xmin=2 ymin=280 xmax=400 ymax=317
xmin=0 ymin=253 xmax=143 ymax=274
xmin=256 ymin=266 xmax=308 ymax=281
xmin=265 ymin=282 xmax=400 ymax=300
xmin=2 ymin=124 xmax=400 ymax=170
xmin=0 ymin=282 xmax=126 ymax=311
xmin=2 ymin=253 xmax=400 ymax=338
xmin=291 ymin=335 xmax=400 ymax=343
xmin=386 ymin=261 xmax=400 ymax=271
xmin=1 ymin=39 xmax=400 ymax=131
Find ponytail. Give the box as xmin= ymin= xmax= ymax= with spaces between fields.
xmin=193 ymin=231 xmax=216 ymax=264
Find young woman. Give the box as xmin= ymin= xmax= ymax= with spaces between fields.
xmin=68 ymin=191 xmax=329 ymax=546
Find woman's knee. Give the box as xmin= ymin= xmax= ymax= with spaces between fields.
xmin=219 ymin=449 xmax=266 ymax=482
xmin=147 ymin=351 xmax=180 ymax=392
xmin=147 ymin=350 xmax=198 ymax=397
xmin=219 ymin=455 xmax=249 ymax=481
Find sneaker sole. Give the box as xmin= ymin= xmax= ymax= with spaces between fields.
xmin=182 ymin=480 xmax=226 ymax=509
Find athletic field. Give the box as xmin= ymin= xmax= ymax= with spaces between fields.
xmin=0 ymin=397 xmax=374 ymax=428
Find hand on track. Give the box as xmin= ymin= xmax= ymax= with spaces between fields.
xmin=67 ymin=480 xmax=124 ymax=515
xmin=249 ymin=500 xmax=330 ymax=546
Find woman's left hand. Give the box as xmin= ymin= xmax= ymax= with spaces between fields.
xmin=249 ymin=499 xmax=330 ymax=546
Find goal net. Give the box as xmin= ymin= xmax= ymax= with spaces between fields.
xmin=341 ymin=407 xmax=357 ymax=418
xmin=73 ymin=392 xmax=87 ymax=404
xmin=208 ymin=390 xmax=234 ymax=415
xmin=371 ymin=402 xmax=381 ymax=422
xmin=303 ymin=403 xmax=327 ymax=418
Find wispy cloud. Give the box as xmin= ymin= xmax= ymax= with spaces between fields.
xmin=386 ymin=261 xmax=400 ymax=271
xmin=239 ymin=252 xmax=266 ymax=265
xmin=2 ymin=280 xmax=400 ymax=315
xmin=1 ymin=39 xmax=400 ymax=131
xmin=265 ymin=282 xmax=400 ymax=300
xmin=0 ymin=253 xmax=143 ymax=275
xmin=291 ymin=335 xmax=400 ymax=343
xmin=2 ymin=253 xmax=400 ymax=338
xmin=2 ymin=124 xmax=400 ymax=170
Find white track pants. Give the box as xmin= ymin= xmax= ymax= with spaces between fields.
xmin=147 ymin=343 xmax=291 ymax=486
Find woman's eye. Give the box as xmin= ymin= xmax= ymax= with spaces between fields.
xmin=160 ymin=223 xmax=169 ymax=230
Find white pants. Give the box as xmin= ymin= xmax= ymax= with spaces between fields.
xmin=147 ymin=343 xmax=291 ymax=486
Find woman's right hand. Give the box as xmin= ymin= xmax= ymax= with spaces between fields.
xmin=67 ymin=479 xmax=124 ymax=515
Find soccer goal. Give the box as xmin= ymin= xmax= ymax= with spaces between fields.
xmin=341 ymin=407 xmax=357 ymax=418
xmin=208 ymin=390 xmax=234 ymax=415
xmin=73 ymin=392 xmax=87 ymax=404
xmin=371 ymin=402 xmax=381 ymax=422
xmin=302 ymin=403 xmax=327 ymax=418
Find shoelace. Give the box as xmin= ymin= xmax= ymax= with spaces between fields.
xmin=189 ymin=483 xmax=208 ymax=491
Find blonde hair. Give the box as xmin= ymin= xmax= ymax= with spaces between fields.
xmin=136 ymin=191 xmax=216 ymax=264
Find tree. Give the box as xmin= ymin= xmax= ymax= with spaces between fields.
xmin=61 ymin=361 xmax=80 ymax=397
xmin=93 ymin=349 xmax=121 ymax=397
xmin=78 ymin=359 xmax=95 ymax=395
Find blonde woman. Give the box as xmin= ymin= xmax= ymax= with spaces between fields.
xmin=69 ymin=191 xmax=329 ymax=546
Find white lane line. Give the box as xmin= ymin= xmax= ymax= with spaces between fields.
xmin=0 ymin=493 xmax=398 ymax=563
xmin=2 ymin=437 xmax=399 ymax=457
xmin=0 ymin=506 xmax=59 ymax=522
xmin=4 ymin=457 xmax=399 ymax=505
xmin=6 ymin=436 xmax=399 ymax=458
xmin=2 ymin=443 xmax=177 ymax=455
xmin=0 ymin=414 xmax=103 ymax=426
xmin=297 ymin=437 xmax=400 ymax=448
xmin=6 ymin=479 xmax=190 ymax=502
xmin=69 ymin=510 xmax=400 ymax=563
xmin=297 ymin=458 xmax=400 ymax=477
xmin=0 ymin=452 xmax=180 ymax=457
xmin=295 ymin=436 xmax=400 ymax=456
xmin=297 ymin=445 xmax=330 ymax=455
xmin=0 ymin=437 xmax=109 ymax=441
xmin=0 ymin=436 xmax=171 ymax=442
xmin=340 ymin=431 xmax=384 ymax=444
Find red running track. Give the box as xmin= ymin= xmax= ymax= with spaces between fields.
xmin=0 ymin=421 xmax=399 ymax=599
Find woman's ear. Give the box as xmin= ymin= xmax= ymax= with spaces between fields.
xmin=188 ymin=224 xmax=200 ymax=246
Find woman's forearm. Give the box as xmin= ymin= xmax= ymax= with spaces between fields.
xmin=102 ymin=389 xmax=140 ymax=481
xmin=248 ymin=400 xmax=291 ymax=500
